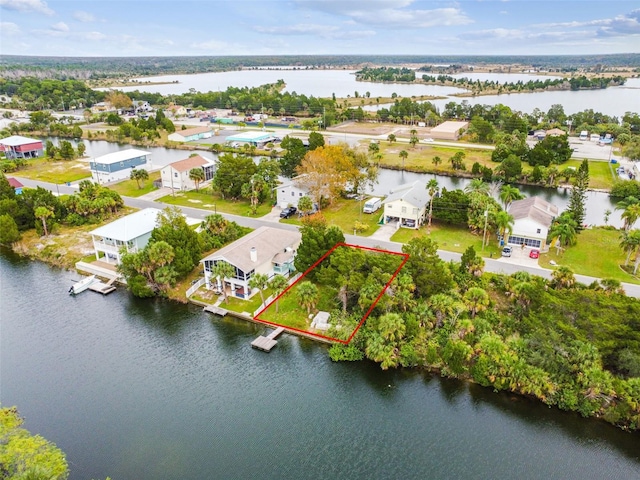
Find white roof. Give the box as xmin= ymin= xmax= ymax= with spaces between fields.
xmin=90 ymin=208 xmax=161 ymax=241
xmin=0 ymin=135 xmax=42 ymax=146
xmin=93 ymin=149 xmax=151 ymax=165
xmin=226 ymin=131 xmax=276 ymax=141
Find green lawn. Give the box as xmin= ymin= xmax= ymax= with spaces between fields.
xmin=12 ymin=157 xmax=91 ymax=184
xmin=563 ymin=159 xmax=614 ymax=190
xmin=222 ymin=288 xmax=274 ymax=315
xmin=280 ymin=197 xmax=382 ymax=236
xmin=538 ymin=227 xmax=639 ymax=284
xmin=159 ymin=190 xmax=272 ymax=217
xmin=377 ymin=143 xmax=494 ymax=174
xmin=109 ymin=171 xmax=160 ymax=197
xmin=391 ymin=222 xmax=503 ymax=258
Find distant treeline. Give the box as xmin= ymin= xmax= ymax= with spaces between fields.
xmin=420 ymin=74 xmax=626 ymax=91
xmin=1 ymin=54 xmax=639 ymax=79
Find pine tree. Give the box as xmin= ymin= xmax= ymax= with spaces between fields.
xmin=567 ymin=159 xmax=589 ymax=228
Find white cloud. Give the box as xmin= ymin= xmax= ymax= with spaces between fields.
xmin=83 ymin=31 xmax=106 ymax=41
xmin=597 ymin=9 xmax=640 ymax=37
xmin=0 ymin=0 xmax=53 ymax=15
xmin=190 ymin=39 xmax=234 ymax=51
xmin=0 ymin=21 xmax=20 ymax=35
xmin=73 ymin=10 xmax=95 ymax=23
xmin=51 ymin=22 xmax=69 ymax=32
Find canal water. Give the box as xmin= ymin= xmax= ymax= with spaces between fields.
xmin=2 ymin=251 xmax=639 ymax=480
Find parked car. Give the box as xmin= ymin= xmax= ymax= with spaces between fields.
xmin=280 ymin=206 xmax=297 ymax=219
xmin=501 ymin=246 xmax=513 ymax=257
xmin=529 ymin=249 xmax=540 ymax=259
xmin=422 ymin=138 xmax=434 ymax=143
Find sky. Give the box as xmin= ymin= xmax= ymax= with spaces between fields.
xmin=1 ymin=0 xmax=639 ymax=57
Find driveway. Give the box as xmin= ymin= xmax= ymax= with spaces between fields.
xmin=495 ymin=245 xmax=540 ymax=268
xmin=367 ymin=221 xmax=398 ymax=242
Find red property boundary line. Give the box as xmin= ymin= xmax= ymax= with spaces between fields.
xmin=254 ymin=242 xmax=409 ymax=344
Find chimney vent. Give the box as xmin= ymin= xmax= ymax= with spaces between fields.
xmin=250 ymin=247 xmax=257 ymax=262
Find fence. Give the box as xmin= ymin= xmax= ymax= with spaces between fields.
xmin=186 ymin=278 xmax=205 ymax=298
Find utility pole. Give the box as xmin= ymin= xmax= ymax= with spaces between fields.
xmin=482 ymin=210 xmax=488 ymax=250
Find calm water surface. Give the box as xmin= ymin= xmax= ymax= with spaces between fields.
xmin=1 ymin=252 xmax=639 ymax=480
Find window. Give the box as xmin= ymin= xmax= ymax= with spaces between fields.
xmin=174 ymin=172 xmax=178 ymax=178
xmin=507 ymin=235 xmax=541 ymax=248
xmin=401 ymin=206 xmax=407 ymax=213
xmin=299 ymin=192 xmax=303 ymax=196
xmin=291 ymin=192 xmax=295 ymax=196
xmin=536 ymin=228 xmax=541 ymax=234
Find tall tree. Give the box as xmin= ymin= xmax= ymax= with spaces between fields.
xmin=619 ymin=229 xmax=640 ymax=267
xmin=549 ymin=212 xmax=578 ymax=253
xmin=269 ymin=274 xmax=290 ymax=313
xmin=150 ymin=206 xmax=202 ymax=277
xmin=248 ymin=273 xmax=270 ymax=306
xmin=296 ymin=280 xmax=320 ymax=316
xmin=426 ymin=178 xmax=439 ymax=234
xmin=495 ymin=210 xmax=514 ymax=246
xmin=189 ymin=167 xmax=205 ymax=192
xmin=211 ymin=261 xmax=235 ymax=304
xmin=34 ymin=205 xmax=53 ymax=236
xmin=621 ymin=204 xmax=640 ymax=231
xmin=463 ymin=287 xmax=490 ymax=318
xmin=308 ymin=131 xmax=325 ymax=150
xmin=399 ymin=150 xmax=408 ymax=170
xmin=294 ymin=215 xmax=345 ymax=276
xmin=130 ymin=168 xmax=149 ymax=189
xmin=213 ymin=153 xmax=257 ymax=199
xmin=499 ymin=184 xmax=524 ymax=210
xmin=402 ymin=237 xmax=454 ymax=298
xmin=567 ymin=159 xmax=589 ymax=227
xmin=279 ymin=136 xmax=306 ymax=177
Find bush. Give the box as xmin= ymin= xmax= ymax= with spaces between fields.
xmin=610 ymin=180 xmax=640 ymax=198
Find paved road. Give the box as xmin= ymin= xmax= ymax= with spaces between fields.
xmin=14 ymin=176 xmax=640 ymax=299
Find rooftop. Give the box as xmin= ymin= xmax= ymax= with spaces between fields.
xmin=0 ymin=135 xmax=42 ymax=146
xmin=202 ymin=226 xmax=301 ymax=272
xmin=382 ymin=180 xmax=431 ymax=208
xmin=509 ymin=196 xmax=559 ymax=228
xmin=92 ymin=149 xmax=151 ymax=165
xmin=90 ymin=208 xmax=162 ymax=241
xmin=7 ymin=177 xmax=24 ymax=188
xmin=166 ymin=154 xmax=216 ymax=172
xmin=173 ymin=126 xmax=212 ymax=137
xmin=430 ymin=121 xmax=469 ymax=134
xmin=226 ymin=131 xmax=278 ymax=142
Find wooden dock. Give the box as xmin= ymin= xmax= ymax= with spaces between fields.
xmin=88 ymin=281 xmax=116 ymax=295
xmin=251 ymin=327 xmax=285 ymax=352
xmin=203 ymin=305 xmax=228 ymax=317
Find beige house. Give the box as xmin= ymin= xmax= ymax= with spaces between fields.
xmin=507 ymin=197 xmax=559 ymax=250
xmin=201 ymin=226 xmax=301 ymax=300
xmin=429 ymin=121 xmax=469 ymax=140
xmin=166 ymin=104 xmax=187 ymax=117
xmin=382 ymin=180 xmax=431 ymax=229
xmin=160 ymin=155 xmax=216 ymax=191
xmin=168 ymin=126 xmax=213 ymax=142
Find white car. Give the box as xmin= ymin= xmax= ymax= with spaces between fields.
xmin=422 ymin=138 xmax=434 ymax=143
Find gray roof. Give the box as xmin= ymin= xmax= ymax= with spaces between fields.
xmin=0 ymin=135 xmax=42 ymax=146
xmin=90 ymin=208 xmax=161 ymax=241
xmin=382 ymin=180 xmax=431 ymax=209
xmin=202 ymin=226 xmax=301 ymax=272
xmin=508 ymin=196 xmax=558 ymax=228
xmin=93 ymin=148 xmax=151 ymax=165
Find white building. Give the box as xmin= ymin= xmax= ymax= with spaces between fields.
xmin=507 ymin=197 xmax=559 ymax=250
xmin=276 ymin=176 xmax=311 ymax=209
xmin=382 ymin=180 xmax=431 ymax=229
xmin=201 ymin=226 xmax=301 ymax=300
xmin=168 ymin=126 xmax=213 ymax=142
xmin=161 ymin=155 xmax=217 ymax=191
xmin=89 ymin=208 xmax=161 ymax=265
xmin=90 ymin=149 xmax=151 ymax=184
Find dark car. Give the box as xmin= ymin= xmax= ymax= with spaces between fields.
xmin=280 ymin=206 xmax=297 ymax=219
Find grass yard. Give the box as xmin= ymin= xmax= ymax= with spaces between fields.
xmin=109 ymin=171 xmax=160 ymax=197
xmin=12 ymin=157 xmax=91 ymax=184
xmin=280 ymin=197 xmax=382 ymax=236
xmin=258 ymin=283 xmax=339 ymax=332
xmin=538 ymin=227 xmax=639 ymax=284
xmin=563 ymin=159 xmax=614 ymax=190
xmin=159 ymin=190 xmax=272 ymax=217
xmin=391 ymin=222 xmax=503 ymax=258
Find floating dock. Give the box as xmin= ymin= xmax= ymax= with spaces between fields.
xmin=203 ymin=305 xmax=228 ymax=317
xmin=88 ymin=281 xmax=117 ymax=295
xmin=251 ymin=327 xmax=285 ymax=352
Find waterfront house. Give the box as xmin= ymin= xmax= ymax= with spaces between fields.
xmin=276 ymin=175 xmax=311 ymax=209
xmin=7 ymin=177 xmax=24 ymax=194
xmin=0 ymin=135 xmax=44 ymax=159
xmin=160 ymin=155 xmax=217 ymax=191
xmin=507 ymin=196 xmax=558 ymax=250
xmin=201 ymin=226 xmax=301 ymax=300
xmin=429 ymin=121 xmax=469 ymax=141
xmin=90 ymin=149 xmax=151 ymax=184
xmin=89 ymin=208 xmax=161 ymax=265
xmin=168 ymin=126 xmax=213 ymax=142
xmin=382 ymin=180 xmax=430 ymax=229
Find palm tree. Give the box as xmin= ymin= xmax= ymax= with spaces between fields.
xmin=432 ymin=156 xmax=442 ymax=166
xmin=551 ymin=266 xmax=576 ymax=289
xmin=464 ymin=179 xmax=489 ymax=195
xmin=248 ymin=273 xmax=270 ymax=306
xmin=34 ymin=206 xmax=53 ymax=236
xmin=269 ymin=275 xmax=289 ymax=313
xmin=189 ymin=167 xmax=205 ymax=192
xmin=463 ymin=287 xmax=490 ymax=318
xmin=296 ymin=281 xmax=319 ymax=316
xmin=495 ymin=210 xmax=514 ymax=247
xmin=399 ymin=150 xmax=408 ymax=170
xmin=387 ymin=133 xmax=396 ymax=144
xmin=621 ymin=204 xmax=640 ymax=231
xmin=619 ymin=229 xmax=640 ymax=267
xmin=549 ymin=214 xmax=578 ymax=253
xmin=130 ymin=168 xmax=149 ymax=189
xmin=211 ymin=261 xmax=235 ymax=304
xmin=426 ymin=178 xmax=439 ymax=234
xmin=499 ymin=185 xmax=524 ymax=210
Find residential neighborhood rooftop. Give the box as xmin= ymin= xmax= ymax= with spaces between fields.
xmin=225 ymin=131 xmax=277 ymax=142
xmin=92 ymin=149 xmax=151 ymax=165
xmin=174 ymin=126 xmax=212 ymax=136
xmin=383 ymin=180 xmax=431 ymax=207
xmin=89 ymin=208 xmax=162 ymax=241
xmin=509 ymin=196 xmax=559 ymax=228
xmin=167 ymin=155 xmax=215 ymax=172
xmin=0 ymin=135 xmax=42 ymax=146
xmin=430 ymin=121 xmax=469 ymax=134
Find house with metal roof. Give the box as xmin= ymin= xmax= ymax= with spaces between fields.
xmin=89 ymin=208 xmax=162 ymax=265
xmin=168 ymin=126 xmax=213 ymax=142
xmin=0 ymin=135 xmax=44 ymax=159
xmin=201 ymin=226 xmax=301 ymax=300
xmin=225 ymin=131 xmax=278 ymax=147
xmin=90 ymin=148 xmax=151 ymax=184
xmin=382 ymin=180 xmax=431 ymax=229
xmin=276 ymin=175 xmax=311 ymax=209
xmin=507 ymin=196 xmax=559 ymax=250
xmin=160 ymin=154 xmax=217 ymax=191
xmin=429 ymin=121 xmax=469 ymax=140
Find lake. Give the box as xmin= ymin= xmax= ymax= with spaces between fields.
xmin=109 ymin=69 xmax=640 ymax=117
xmin=2 ymin=251 xmax=639 ymax=480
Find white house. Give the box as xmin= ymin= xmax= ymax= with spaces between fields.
xmin=201 ymin=226 xmax=301 ymax=300
xmin=90 ymin=149 xmax=151 ymax=184
xmin=161 ymin=155 xmax=217 ymax=191
xmin=277 ymin=175 xmax=311 ymax=209
xmin=168 ymin=126 xmax=213 ymax=142
xmin=507 ymin=196 xmax=559 ymax=250
xmin=382 ymin=180 xmax=431 ymax=229
xmin=166 ymin=104 xmax=188 ymax=117
xmin=89 ymin=208 xmax=161 ymax=265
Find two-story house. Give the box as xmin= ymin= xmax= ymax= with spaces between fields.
xmin=507 ymin=196 xmax=558 ymax=250
xmin=382 ymin=180 xmax=431 ymax=229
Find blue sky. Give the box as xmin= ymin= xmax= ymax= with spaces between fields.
xmin=1 ymin=0 xmax=639 ymax=57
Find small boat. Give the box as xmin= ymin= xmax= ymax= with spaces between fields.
xmin=69 ymin=275 xmax=97 ymax=295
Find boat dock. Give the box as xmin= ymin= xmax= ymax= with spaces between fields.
xmin=87 ymin=280 xmax=117 ymax=295
xmin=203 ymin=305 xmax=228 ymax=317
xmin=251 ymin=327 xmax=285 ymax=352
